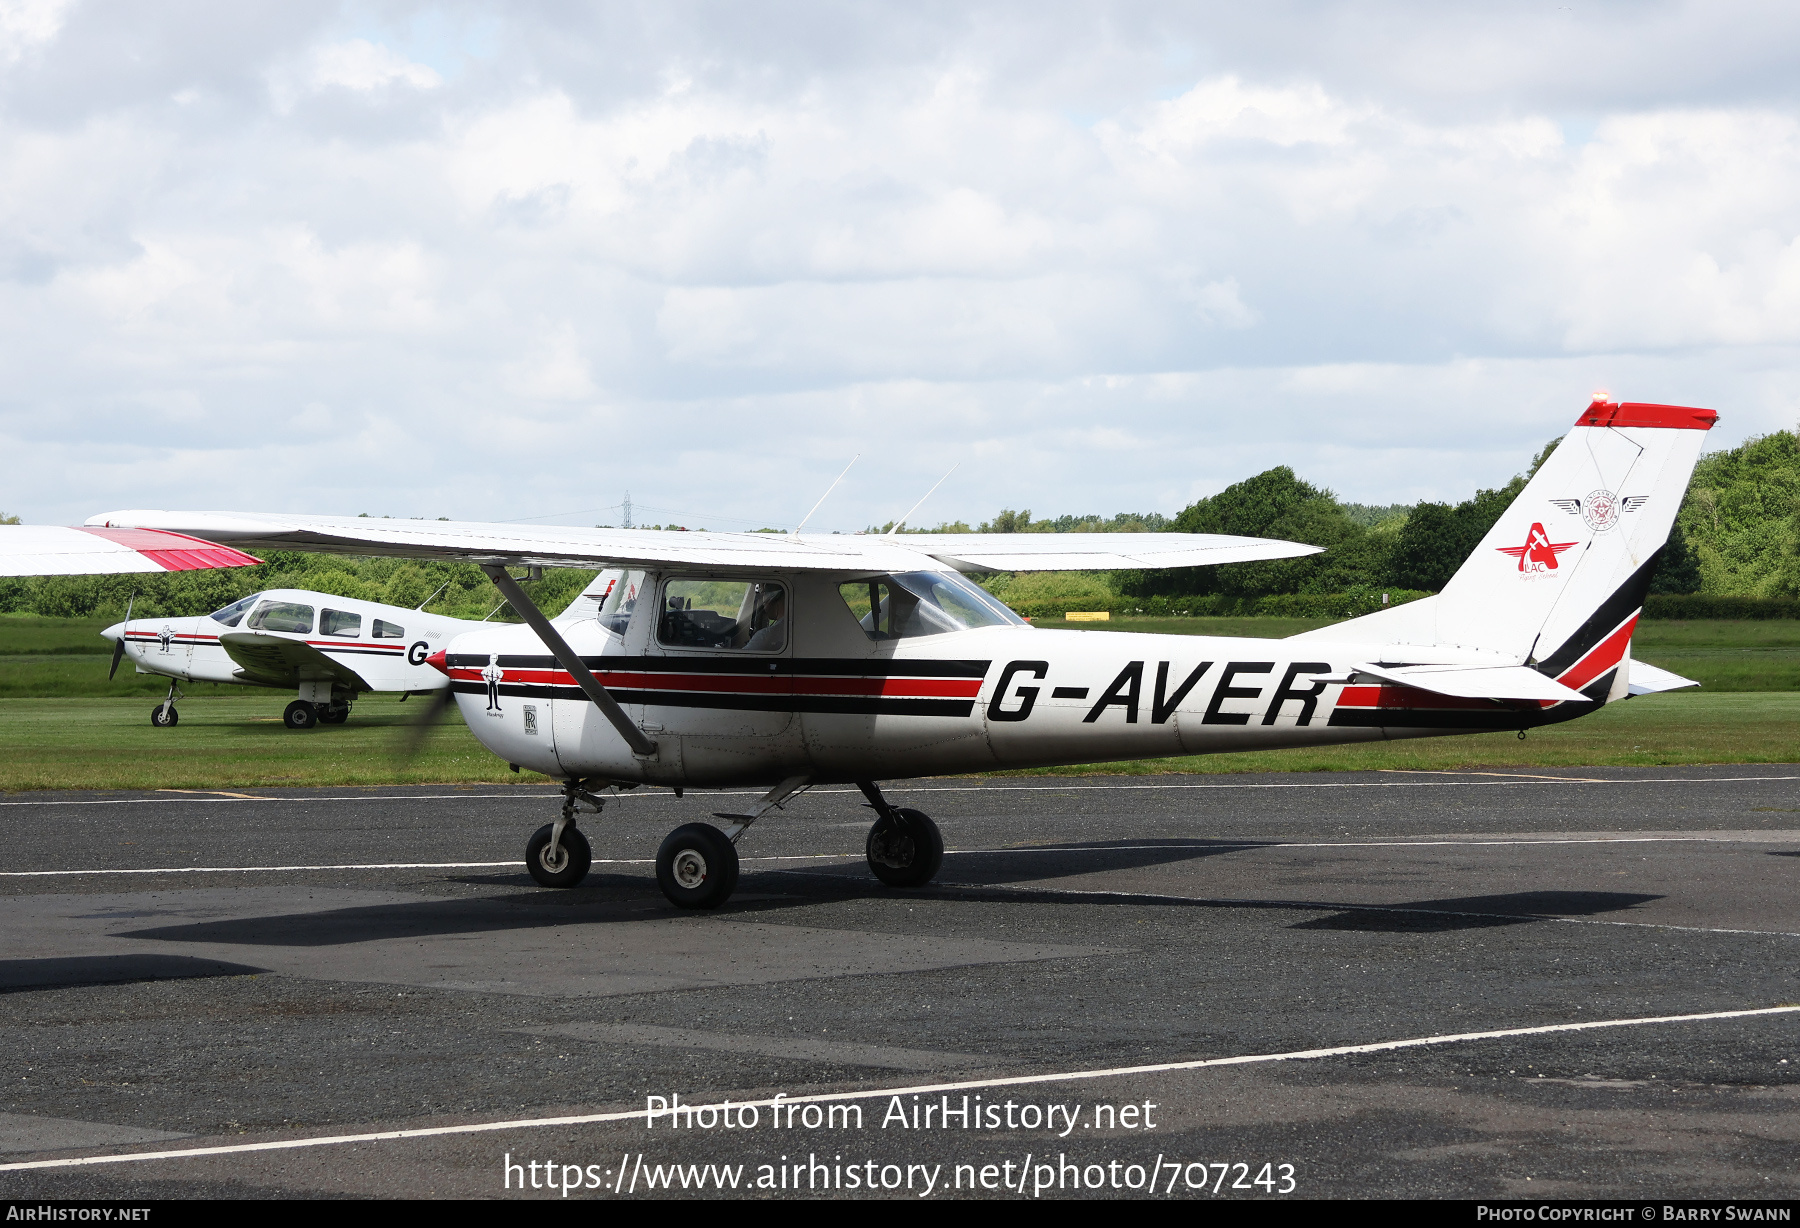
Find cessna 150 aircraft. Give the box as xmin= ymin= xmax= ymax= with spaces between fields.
xmin=100 ymin=590 xmax=496 ymax=729
xmin=5 ymin=397 xmax=1710 ymax=912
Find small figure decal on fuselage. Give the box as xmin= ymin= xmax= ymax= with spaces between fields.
xmin=481 ymin=654 xmax=504 ymax=713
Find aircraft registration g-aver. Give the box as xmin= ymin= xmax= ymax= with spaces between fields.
xmin=37 ymin=397 xmax=1710 ymax=910
xmin=99 ymin=589 xmax=497 ymax=729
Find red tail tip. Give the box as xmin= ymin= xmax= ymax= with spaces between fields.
xmin=424 ymin=649 xmax=449 ymax=676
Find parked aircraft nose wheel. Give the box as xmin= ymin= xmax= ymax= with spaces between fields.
xmin=866 ymin=808 xmax=943 ymax=888
xmin=149 ymin=705 xmax=178 ymax=728
xmin=656 ymin=823 xmax=740 ymax=910
xmin=283 ymin=700 xmax=317 ymax=730
xmin=525 ymin=823 xmax=592 ymax=888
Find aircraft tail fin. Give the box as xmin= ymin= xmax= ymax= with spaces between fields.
xmin=1298 ymin=397 xmax=1717 ymax=704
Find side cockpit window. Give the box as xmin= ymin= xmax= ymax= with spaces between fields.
xmin=658 ymin=579 xmax=787 ymax=652
xmin=372 ymin=618 xmax=405 ymax=639
xmin=247 ymin=601 xmax=314 ymax=635
xmin=320 ymin=609 xmax=362 ymax=637
xmin=838 ymin=571 xmax=1023 ymax=640
xmin=208 ymin=594 xmax=263 ymax=628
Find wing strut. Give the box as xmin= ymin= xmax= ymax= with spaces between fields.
xmin=481 ymin=564 xmax=658 ymax=758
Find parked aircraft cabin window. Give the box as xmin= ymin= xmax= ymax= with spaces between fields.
xmin=320 ymin=609 xmax=362 ymax=637
xmin=837 ymin=571 xmax=1024 ymax=641
xmin=372 ymin=618 xmax=405 ymax=639
xmin=208 ymin=594 xmax=263 ymax=627
xmin=246 ymin=601 xmax=315 ymax=635
xmin=657 ymin=579 xmax=787 ymax=652
xmin=591 ymin=569 xmax=646 ymax=638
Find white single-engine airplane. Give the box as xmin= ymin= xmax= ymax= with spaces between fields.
xmin=100 ymin=589 xmax=499 ymax=729
xmin=4 ymin=397 xmax=1711 ymax=912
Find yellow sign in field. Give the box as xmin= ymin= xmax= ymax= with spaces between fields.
xmin=1065 ymin=611 xmax=1111 ymax=621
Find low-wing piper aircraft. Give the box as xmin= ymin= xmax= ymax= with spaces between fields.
xmin=101 ymin=589 xmax=498 ymax=729
xmin=16 ymin=397 xmax=1710 ymax=912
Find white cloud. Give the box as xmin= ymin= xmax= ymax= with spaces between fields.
xmin=0 ymin=0 xmax=72 ymax=64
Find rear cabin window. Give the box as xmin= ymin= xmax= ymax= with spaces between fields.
xmin=372 ymin=618 xmax=405 ymax=639
xmin=658 ymin=579 xmax=787 ymax=652
xmin=208 ymin=594 xmax=262 ymax=627
xmin=838 ymin=571 xmax=1023 ymax=640
xmin=320 ymin=609 xmax=362 ymax=637
xmin=247 ymin=601 xmax=314 ymax=635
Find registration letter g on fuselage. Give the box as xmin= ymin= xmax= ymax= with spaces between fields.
xmin=988 ymin=660 xmax=1048 ymax=722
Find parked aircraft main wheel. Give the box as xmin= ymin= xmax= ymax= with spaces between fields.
xmin=866 ymin=808 xmax=943 ymax=888
xmin=319 ymin=704 xmax=350 ymax=725
xmin=149 ymin=705 xmax=178 ymax=728
xmin=526 ymin=823 xmax=592 ymax=888
xmin=655 ymin=823 xmax=739 ymax=910
xmin=283 ymin=700 xmax=317 ymax=730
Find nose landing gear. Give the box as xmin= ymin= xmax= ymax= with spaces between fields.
xmin=525 ymin=778 xmax=610 ymax=888
xmin=150 ymin=682 xmax=183 ymax=727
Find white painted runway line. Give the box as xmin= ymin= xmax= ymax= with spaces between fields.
xmin=4 ymin=772 xmax=1799 ymax=807
xmin=3 ymin=1003 xmax=1795 ymax=1173
xmin=3 ymin=832 xmax=1787 ymax=877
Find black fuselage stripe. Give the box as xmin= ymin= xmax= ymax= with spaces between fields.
xmin=444 ymin=655 xmax=991 ymax=678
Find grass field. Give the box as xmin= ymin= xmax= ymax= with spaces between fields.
xmin=0 ymin=695 xmax=511 ymax=792
xmin=0 ymin=691 xmax=1793 ymax=792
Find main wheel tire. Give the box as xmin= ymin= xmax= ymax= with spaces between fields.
xmin=525 ymin=823 xmax=592 ymax=888
xmin=319 ymin=704 xmax=350 ymax=725
xmin=283 ymin=700 xmax=317 ymax=730
xmin=149 ymin=705 xmax=179 ymax=728
xmin=866 ymin=808 xmax=943 ymax=887
xmin=655 ymin=822 xmax=740 ymax=909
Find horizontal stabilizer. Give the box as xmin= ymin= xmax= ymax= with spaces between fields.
xmin=0 ymin=525 xmax=260 ymax=577
xmin=1628 ymin=660 xmax=1699 ymax=696
xmin=219 ymin=632 xmax=371 ymax=691
xmin=1352 ymin=662 xmax=1592 ymax=703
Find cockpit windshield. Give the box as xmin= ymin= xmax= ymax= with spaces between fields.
xmin=837 ymin=571 xmax=1024 ymax=640
xmin=208 ymin=594 xmax=263 ymax=627
xmin=590 ymin=569 xmax=646 ymax=638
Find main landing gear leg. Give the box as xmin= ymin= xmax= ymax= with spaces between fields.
xmin=858 ymin=781 xmax=943 ymax=888
xmin=526 ymin=779 xmax=603 ymax=888
xmin=655 ymin=774 xmax=809 ymax=911
xmin=150 ymin=681 xmax=183 ymax=728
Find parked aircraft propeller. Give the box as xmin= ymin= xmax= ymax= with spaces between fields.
xmin=107 ymin=592 xmax=134 ymax=680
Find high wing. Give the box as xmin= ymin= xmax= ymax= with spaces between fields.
xmin=218 ymin=631 xmax=374 ymax=691
xmin=85 ymin=510 xmax=1320 ymax=574
xmin=0 ymin=525 xmax=261 ymax=577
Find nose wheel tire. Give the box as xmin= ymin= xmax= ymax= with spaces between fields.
xmin=526 ymin=823 xmax=592 ymax=888
xmin=656 ymin=823 xmax=739 ymax=910
xmin=149 ymin=705 xmax=178 ymax=727
xmin=283 ymin=700 xmax=318 ymax=730
xmin=866 ymin=808 xmax=943 ymax=888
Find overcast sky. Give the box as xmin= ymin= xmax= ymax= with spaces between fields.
xmin=3 ymin=1 xmax=1798 ymax=531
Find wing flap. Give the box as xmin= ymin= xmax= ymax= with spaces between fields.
xmin=218 ymin=632 xmax=372 ymax=691
xmin=1353 ymin=662 xmax=1591 ymax=703
xmin=0 ymin=525 xmax=261 ymax=577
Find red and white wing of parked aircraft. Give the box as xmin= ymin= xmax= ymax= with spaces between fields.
xmin=5 ymin=396 xmax=1712 ymax=911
